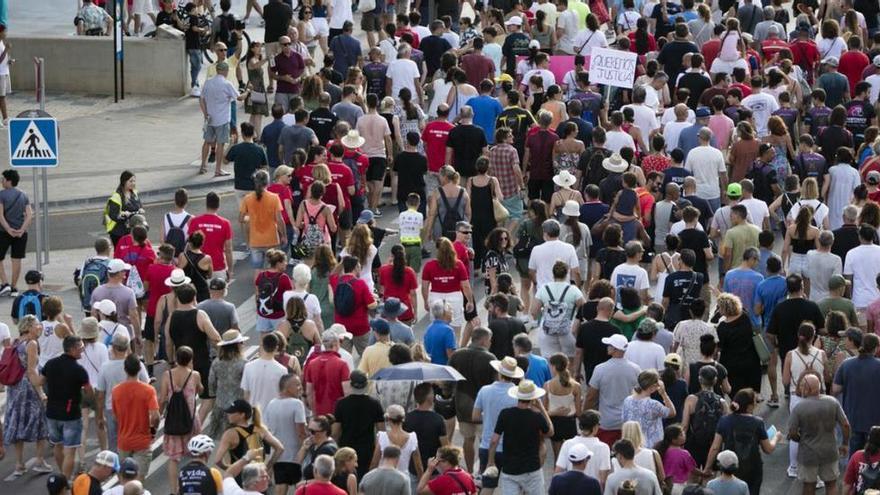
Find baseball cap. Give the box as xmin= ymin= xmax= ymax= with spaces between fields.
xmin=828 ymin=274 xmax=847 ymax=290
xmin=868 ymin=171 xmax=880 ymax=185
xmin=695 ymin=106 xmax=711 ymax=118
xmin=93 ymin=299 xmax=117 ymax=316
xmin=664 ymin=353 xmax=682 ymax=368
xmin=727 ymin=183 xmax=743 ymax=198
xmin=120 ymin=457 xmax=139 ymax=477
xmin=505 ymin=16 xmax=523 ymax=26
xmin=717 ymin=450 xmax=739 ymax=470
xmin=95 ymin=450 xmax=120 ymax=472
xmin=209 ymin=277 xmax=227 ymax=291
xmin=349 ymin=370 xmax=369 ymax=391
xmin=357 ymin=209 xmax=374 ymax=224
xmin=874 ymin=54 xmax=880 ymax=68
xmin=568 ymin=444 xmax=593 ymax=462
xmin=822 ymin=56 xmax=839 ymax=67
xmin=25 ymin=269 xmax=43 ymax=284
xmin=107 ymin=258 xmax=131 ymax=273
xmin=47 ymin=473 xmax=69 ymax=495
xmin=601 ymin=334 xmax=628 ymax=351
xmin=370 ymin=318 xmax=391 ymax=335
xmin=224 ymin=399 xmax=253 ymax=416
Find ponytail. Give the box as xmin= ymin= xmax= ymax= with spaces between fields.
xmin=391 ymin=245 xmax=406 ymax=285
xmin=252 ymin=405 xmax=264 ymax=431
xmin=564 ymin=216 xmax=582 ymax=247
xmin=549 ymin=353 xmax=571 ymax=388
xmin=797 ymin=322 xmax=816 ymax=354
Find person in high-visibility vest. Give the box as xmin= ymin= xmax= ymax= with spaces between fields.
xmin=103 ymin=171 xmax=144 ymax=248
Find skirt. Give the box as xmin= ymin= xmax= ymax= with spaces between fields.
xmin=551 ymin=416 xmax=577 ymax=442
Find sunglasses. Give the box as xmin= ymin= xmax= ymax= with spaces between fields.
xmin=304 ymin=10 xmax=313 ymax=13
xmin=309 ymin=428 xmax=322 ymax=434
xmin=500 ymin=236 xmax=509 ymax=240
xmin=281 ymin=42 xmax=291 ymax=46
xmin=459 ymin=231 xmax=472 ymax=235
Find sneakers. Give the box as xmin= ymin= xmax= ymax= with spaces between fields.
xmin=373 ymin=209 xmax=383 ymax=218
xmin=767 ymin=397 xmax=780 ymax=408
xmin=0 ymin=284 xmax=10 ymax=296
xmin=32 ymin=461 xmax=54 ymax=473
xmin=787 ymin=466 xmax=798 ymax=478
xmin=8 ymin=287 xmax=19 ymax=298
xmin=190 ymin=85 xmax=201 ymax=97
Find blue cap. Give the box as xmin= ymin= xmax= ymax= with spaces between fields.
xmin=695 ymin=107 xmax=711 ymax=118
xmin=370 ymin=318 xmax=391 ymax=335
xmin=357 ymin=210 xmax=374 ymax=224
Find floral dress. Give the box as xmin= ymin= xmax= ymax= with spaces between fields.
xmin=3 ymin=342 xmax=48 ymax=444
xmin=245 ymin=65 xmax=269 ymax=116
xmin=396 ymin=105 xmax=426 ymax=154
xmin=622 ymin=395 xmax=670 ymax=448
xmin=163 ymin=369 xmax=201 ymax=461
xmin=770 ymin=142 xmax=791 ymax=186
xmin=554 ymin=151 xmax=580 ymax=177
xmin=205 ymin=358 xmax=246 ymax=439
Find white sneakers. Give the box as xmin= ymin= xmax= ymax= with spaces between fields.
xmin=190 ymin=85 xmax=202 ymax=97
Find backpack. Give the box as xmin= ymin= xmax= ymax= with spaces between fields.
xmin=164 ymin=370 xmax=195 ymax=436
xmin=234 ymin=426 xmax=266 ymax=461
xmin=688 ymin=390 xmax=723 ymax=451
xmin=0 ymin=342 xmax=25 ymax=386
xmin=101 ymin=323 xmax=121 ymax=347
xmin=858 ymin=461 xmax=880 ymax=494
xmin=166 ymin=213 xmax=192 ymax=257
xmin=438 ymin=188 xmax=464 ymax=241
xmin=342 ymin=152 xmax=364 ymax=197
xmin=126 ymin=265 xmax=146 ymax=299
xmin=541 ymin=285 xmax=575 ymax=336
xmin=300 ymin=205 xmax=326 ymax=253
xmin=216 ymin=13 xmax=237 ymax=47
xmin=513 ymin=223 xmax=541 ymax=259
xmin=17 ymin=292 xmax=42 ymax=321
xmin=286 ymin=316 xmax=310 ymax=363
xmin=256 ymin=272 xmax=283 ymax=318
xmin=77 ymin=258 xmax=110 ymax=311
xmin=746 ymin=161 xmax=774 ymax=204
xmin=793 ymin=350 xmax=821 ymax=396
xmin=334 ymin=276 xmax=357 ymax=317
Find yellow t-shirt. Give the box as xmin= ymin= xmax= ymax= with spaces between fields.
xmin=357 ymin=341 xmax=392 ymax=377
xmin=207 ymin=54 xmax=241 ymax=88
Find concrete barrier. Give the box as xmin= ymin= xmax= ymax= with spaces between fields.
xmin=8 ymin=35 xmax=188 ymax=96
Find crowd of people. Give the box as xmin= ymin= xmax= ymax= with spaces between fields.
xmin=13 ymin=0 xmax=880 ymax=493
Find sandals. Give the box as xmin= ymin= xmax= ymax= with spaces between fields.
xmin=214 ymin=170 xmax=231 ymax=177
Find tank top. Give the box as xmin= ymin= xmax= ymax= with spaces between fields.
xmin=169 ymin=309 xmax=210 ymax=371
xmin=230 ymin=424 xmax=261 ymax=464
xmin=303 ymin=201 xmax=331 ymax=243
xmin=377 ymin=431 xmax=418 ymax=472
xmin=789 ymin=347 xmax=824 ymax=395
xmin=548 ymin=390 xmax=576 ymax=417
xmin=656 ymin=253 xmax=675 ymax=298
xmin=791 ymin=236 xmax=814 ymax=255
xmin=183 ymin=250 xmax=211 ymax=302
xmin=719 ymin=32 xmax=741 ymax=61
xmin=38 ymin=320 xmax=64 ymax=369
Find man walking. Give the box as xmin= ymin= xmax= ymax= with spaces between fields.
xmin=448 ymin=327 xmax=496 ymax=472
xmin=303 ymin=330 xmax=351 ymax=415
xmin=43 ymin=335 xmax=92 ymax=478
xmin=833 ymin=333 xmax=880 ymax=454
xmin=96 ymin=332 xmax=148 ymax=452
xmin=241 ymin=332 xmax=288 ymax=411
xmin=360 ymin=446 xmax=411 ymax=494
xmin=843 ymin=225 xmax=880 ymax=316
xmin=585 ymin=334 xmax=641 ymax=445
xmin=684 ymin=127 xmax=727 ymax=211
xmin=112 ymin=355 xmax=159 ymax=480
xmin=264 ymin=374 xmax=308 ymax=493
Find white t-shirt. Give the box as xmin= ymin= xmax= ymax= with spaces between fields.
xmin=399 ymin=210 xmax=424 ymax=243
xmin=556 ymin=436 xmax=612 ymax=479
xmin=328 ymin=0 xmax=353 ymax=29
xmin=827 ymin=164 xmax=862 ymax=230
xmin=817 ymin=36 xmax=846 ymax=60
xmin=610 ymin=262 xmax=650 ymax=293
xmin=264 ymin=397 xmax=307 ymax=463
xmin=661 ymin=107 xmax=695 ymax=125
xmin=412 ymin=25 xmax=431 ymax=40
xmin=663 ymin=121 xmax=691 ymax=151
xmin=387 ymin=59 xmax=420 ymax=103
xmin=0 ymin=322 xmax=10 ymax=345
xmin=617 ymin=10 xmax=641 ymax=31
xmin=788 ymin=199 xmax=829 ymax=229
xmin=377 ymin=431 xmax=419 ymax=471
xmin=528 ymin=239 xmax=581 ymax=291
xmin=442 ymin=31 xmax=460 ymax=48
xmin=805 ymin=250 xmax=842 ymax=303
xmin=644 ymin=85 xmax=661 ymax=112
xmin=78 ymin=342 xmax=109 ymax=386
xmin=684 ymin=146 xmax=726 ymax=200
xmin=484 ymin=43 xmax=504 ymax=78
xmin=340 ymin=244 xmax=378 ymax=291
xmin=282 ymin=290 xmax=322 ymax=323
xmin=223 ymin=477 xmax=262 ymax=495
xmin=556 ymin=9 xmax=580 ymax=54
xmin=523 ymin=68 xmax=557 ymax=91
xmin=202 ymin=75 xmax=239 ymax=126
xmin=740 ymin=91 xmax=780 ymax=137
xmin=164 ymin=210 xmax=192 ymax=238
xmin=605 ymin=130 xmax=636 ymax=154
xmin=622 ymin=104 xmax=659 ymax=150
xmin=866 ymin=73 xmax=880 ymax=104
xmin=572 ymin=28 xmax=609 ymax=56
xmin=379 ymin=37 xmax=398 ymax=64
xmin=624 ymin=339 xmax=667 ymax=371
xmin=843 ymin=244 xmax=880 ymax=307
xmin=240 ymin=358 xmax=288 ymax=411
xmin=738 ymin=198 xmax=769 ymax=228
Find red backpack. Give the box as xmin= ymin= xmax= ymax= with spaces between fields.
xmin=0 ymin=342 xmax=25 ymax=386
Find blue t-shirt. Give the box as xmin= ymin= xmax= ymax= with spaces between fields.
xmin=679 ymin=123 xmax=717 ymax=160
xmin=722 ymin=268 xmax=764 ymax=328
xmin=467 ymin=95 xmax=504 ymax=144
xmin=754 ymin=274 xmax=786 ymax=329
xmin=707 ymin=477 xmax=750 ymax=495
xmin=525 ymin=354 xmax=552 ymax=387
xmin=424 ymin=320 xmax=456 ymax=365
xmin=328 ymin=34 xmax=362 ymax=75
xmin=757 ymin=248 xmax=780 ymax=278
xmin=548 ymin=471 xmax=602 ymax=495
xmin=833 ymin=355 xmax=880 ymax=432
xmin=663 ymin=167 xmax=692 ymax=189
xmin=474 ymin=381 xmax=517 ymax=450
xmin=260 ymin=119 xmax=286 ymax=168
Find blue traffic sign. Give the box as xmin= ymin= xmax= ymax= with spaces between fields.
xmin=8 ymin=117 xmax=59 ymax=167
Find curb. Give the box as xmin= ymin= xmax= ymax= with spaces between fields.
xmin=46 ymin=176 xmax=235 ymax=210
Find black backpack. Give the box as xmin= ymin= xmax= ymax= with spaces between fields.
xmin=164 ymin=370 xmax=194 ymax=436
xmin=746 ymin=161 xmax=774 ymax=204
xmin=257 ymin=272 xmax=283 ymax=317
xmin=334 ymin=276 xmax=357 ymax=317
xmin=438 ymin=188 xmax=464 ymax=241
xmin=166 ymin=213 xmax=192 ymax=257
xmin=688 ymin=390 xmax=723 ymax=451
xmin=858 ymin=461 xmax=880 ymax=494
xmin=216 ymin=13 xmax=237 ymax=47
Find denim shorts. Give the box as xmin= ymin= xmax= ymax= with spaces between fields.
xmin=48 ymin=418 xmax=84 ymax=448
xmin=256 ymin=315 xmax=283 ymax=333
xmin=249 ymin=247 xmax=272 ymax=269
xmin=501 ymin=195 xmax=524 ymax=221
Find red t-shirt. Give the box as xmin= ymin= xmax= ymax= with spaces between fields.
xmin=395 ymin=27 xmax=420 ymax=49
xmin=422 ymin=120 xmax=455 ymax=173
xmin=341 ymin=149 xmax=370 ymax=196
xmin=329 ymin=274 xmax=375 ymax=335
xmin=453 ymin=241 xmax=473 ymax=271
xmin=267 ymin=183 xmax=295 ymax=225
xmin=421 ymin=259 xmax=469 ymax=293
xmin=730 ymin=82 xmax=752 ymax=99
xmin=255 ymin=271 xmax=293 ymax=320
xmin=112 ymin=381 xmax=159 ymax=452
xmin=303 ymin=350 xmax=351 ymax=416
xmin=869 ymin=190 xmax=880 ymax=203
xmin=294 ymin=164 xmax=317 ymax=200
xmin=144 ymin=262 xmax=175 ymax=317
xmin=844 ymin=449 xmax=880 ymax=491
xmin=701 ymin=39 xmax=721 ymax=71
xmin=189 ymin=213 xmax=233 ymax=271
xmin=627 ymin=31 xmax=657 ymax=55
xmin=790 ymin=40 xmax=819 ymax=72
xmin=115 ymin=240 xmax=156 ymax=288
xmin=428 ymin=469 xmax=478 ymax=495
xmin=327 ymin=161 xmax=355 ymax=209
xmin=839 ymin=50 xmax=870 ymax=97
xmin=460 ymin=53 xmax=496 ymax=87
xmin=761 ymin=38 xmax=788 ymax=60
xmin=378 ymin=264 xmax=419 ymax=321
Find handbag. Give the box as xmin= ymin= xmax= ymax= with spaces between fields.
xmin=249 ymin=91 xmax=267 ymax=104
xmin=358 ymin=0 xmax=376 ymax=13
xmin=752 ymin=330 xmax=771 ymax=366
xmin=490 ymin=180 xmax=509 ymax=224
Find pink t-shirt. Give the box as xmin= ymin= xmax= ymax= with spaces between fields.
xmin=663 ymin=447 xmax=697 ymax=483
xmin=865 ymin=298 xmax=880 ymax=334
xmin=708 ymin=114 xmax=735 ymax=150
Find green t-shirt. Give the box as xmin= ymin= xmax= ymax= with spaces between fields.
xmin=722 ymin=224 xmax=760 ymax=270
xmin=818 ymin=297 xmax=859 ymax=328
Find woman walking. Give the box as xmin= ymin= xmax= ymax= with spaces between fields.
xmin=177 ymin=231 xmax=214 ymax=302
xmin=104 ymin=170 xmax=144 ymax=247
xmin=782 ymin=207 xmax=819 ymax=276
xmin=240 ymin=170 xmax=285 ymax=269
xmin=466 ymin=157 xmax=502 ymax=269
xmin=160 ymin=346 xmax=203 ymax=493
xmin=716 ymin=294 xmax=762 ymax=395
xmin=205 ymin=330 xmax=248 ymax=439
xmin=544 ymin=353 xmax=581 ymax=458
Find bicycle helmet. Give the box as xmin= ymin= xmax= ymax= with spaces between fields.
xmin=188 ymin=435 xmax=215 ymax=456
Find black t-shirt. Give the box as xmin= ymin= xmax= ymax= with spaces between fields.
xmin=497 ymin=107 xmax=536 ymax=157
xmin=403 ymin=409 xmax=447 ymax=469
xmin=845 ymin=99 xmax=876 ymax=139
xmin=579 ymin=147 xmax=612 ymax=187
xmin=363 ymin=62 xmax=388 ymax=99
xmin=488 ymin=317 xmax=526 ymax=360
xmin=42 ymin=354 xmax=89 ymax=421
xmin=677 ymin=228 xmax=711 ymax=278
xmin=394 ymin=151 xmax=428 ymax=201
xmin=227 ymin=143 xmax=268 ymax=191
xmin=494 ymin=407 xmax=550 ymax=474
xmin=656 ymin=40 xmax=699 ymax=83
xmin=595 ymin=248 xmax=628 ymax=280
xmin=448 ymin=345 xmax=498 ymax=422
xmin=575 ymin=319 xmax=618 ymax=382
xmin=333 ymin=395 xmax=384 ymax=451
xmin=687 ymin=360 xmax=729 ymax=395
xmin=549 ymin=471 xmax=602 ymax=495
xmin=716 ymin=413 xmax=768 ymax=479
xmin=420 ymin=36 xmax=453 ymax=78
xmin=817 ymin=125 xmax=853 ymax=163
xmin=683 ymin=195 xmax=713 ymax=230
xmin=855 ymin=0 xmax=880 ymax=29
xmin=766 ymin=298 xmax=825 ymax=358
xmin=155 ymin=10 xmax=176 ymax=28
xmin=307 ymin=107 xmax=339 ymax=146
xmin=263 ymin=1 xmax=293 ymax=43
xmin=502 ymin=33 xmax=531 ymax=76
xmin=678 ymin=73 xmax=712 ymax=109
xmin=447 ymin=124 xmax=488 ymax=178
xmin=185 ymin=16 xmax=202 ymax=50
xmin=663 ymin=270 xmax=705 ymax=305
xmin=831 ymin=225 xmax=861 ymax=266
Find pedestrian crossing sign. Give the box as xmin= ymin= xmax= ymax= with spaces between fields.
xmin=8 ymin=117 xmax=59 ymax=167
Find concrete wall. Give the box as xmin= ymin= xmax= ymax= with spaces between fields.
xmin=9 ymin=36 xmax=188 ymax=96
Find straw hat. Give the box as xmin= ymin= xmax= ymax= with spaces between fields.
xmin=164 ymin=268 xmax=192 ymax=287
xmin=218 ymin=329 xmax=249 ymax=346
xmin=553 ymin=170 xmax=577 ymax=188
xmin=602 ymin=153 xmax=628 ymax=173
xmin=79 ymin=317 xmax=99 ymax=340
xmin=490 ymin=356 xmax=525 ymax=379
xmin=507 ymin=379 xmax=546 ymax=401
xmin=341 ymin=130 xmax=366 ymax=148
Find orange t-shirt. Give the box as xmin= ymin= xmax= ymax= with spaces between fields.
xmin=112 ymin=381 xmax=159 ymax=452
xmin=240 ymin=191 xmax=282 ymax=248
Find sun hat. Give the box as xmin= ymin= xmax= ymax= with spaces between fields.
xmin=490 ymin=356 xmax=525 ymax=379
xmin=727 ymin=183 xmax=743 ymax=198
xmin=95 ymin=450 xmax=120 ymax=472
xmin=107 ymin=259 xmax=131 ymax=274
xmin=341 ymin=130 xmax=366 ymax=148
xmin=553 ymin=170 xmax=577 ymax=188
xmin=164 ymin=268 xmax=192 ymax=287
xmin=79 ymin=317 xmax=99 ymax=340
xmin=568 ymin=444 xmax=593 ymax=462
xmin=93 ymin=299 xmax=117 ymax=316
xmin=507 ymin=379 xmax=546 ymax=400
xmin=602 ymin=153 xmax=628 ymax=173
xmin=380 ymin=297 xmax=409 ymax=318
xmin=505 ymin=16 xmax=523 ymax=26
xmin=218 ymin=329 xmax=249 ymax=346
xmin=601 ymin=334 xmax=629 ymax=351
xmin=562 ymin=200 xmax=581 ymax=218
xmin=325 ymin=323 xmax=353 ymax=341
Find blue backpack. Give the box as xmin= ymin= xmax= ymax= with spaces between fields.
xmin=17 ymin=292 xmax=42 ymax=320
xmin=78 ymin=258 xmax=110 ymax=311
xmin=334 ymin=277 xmax=357 ymax=317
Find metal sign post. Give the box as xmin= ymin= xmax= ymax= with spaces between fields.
xmin=113 ymin=0 xmax=125 ymax=102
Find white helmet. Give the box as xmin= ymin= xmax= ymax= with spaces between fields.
xmin=187 ymin=435 xmax=215 ymax=456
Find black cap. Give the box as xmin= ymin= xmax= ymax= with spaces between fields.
xmin=47 ymin=473 xmax=69 ymax=495
xmin=25 ymin=270 xmax=43 ymax=285
xmin=224 ymin=399 xmax=253 ymax=416
xmin=120 ymin=457 xmax=139 ymax=477
xmin=349 ymin=370 xmax=368 ymax=389
xmin=209 ymin=277 xmax=227 ymax=291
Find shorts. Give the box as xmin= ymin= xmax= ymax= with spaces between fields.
xmin=788 ymin=252 xmax=808 ymax=276
xmin=144 ymin=315 xmax=156 ymax=341
xmin=550 ymin=415 xmax=577 ymax=442
xmin=132 ymin=0 xmax=154 ymax=15
xmin=0 ymin=231 xmax=27 ymax=260
xmin=312 ymin=17 xmax=330 ymax=37
xmin=404 ymin=243 xmax=422 ymax=272
xmin=367 ymin=157 xmax=388 ymax=182
xmin=230 ymin=102 xmax=238 ymax=128
xmin=500 ymin=469 xmax=544 ymax=495
xmin=478 ymin=448 xmax=504 ymax=489
xmin=429 ymin=291 xmax=464 ymax=327
xmin=538 ymin=330 xmax=577 ymax=358
xmin=0 ymin=75 xmax=10 ymax=97
xmin=119 ymin=449 xmax=151 ymax=478
xmin=250 ymin=247 xmax=277 ymax=269
xmin=80 ymin=390 xmax=99 ymax=410
xmin=360 ymin=11 xmax=381 ymax=32
xmin=204 ymin=123 xmax=231 ymax=144
xmin=501 ymin=195 xmax=524 ymax=221
xmin=274 ymin=92 xmax=298 ymax=112
xmin=710 ymin=57 xmax=749 ymax=75
xmin=597 ymin=428 xmax=621 ymax=447
xmin=273 ymin=462 xmax=303 ymax=485
xmin=339 ymin=207 xmax=353 ymax=230
xmin=798 ymin=460 xmax=839 ymax=483
xmin=48 ymin=418 xmax=83 ymax=448
xmin=459 ymin=421 xmax=481 ymax=440
xmin=256 ymin=315 xmax=284 ymax=332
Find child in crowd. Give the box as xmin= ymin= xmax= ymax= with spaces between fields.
xmin=397 ymin=193 xmax=424 ymax=272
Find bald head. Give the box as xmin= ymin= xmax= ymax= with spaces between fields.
xmin=674 ymin=104 xmax=689 ymax=120
xmin=665 ymin=183 xmax=679 ymax=199
xmin=801 ymin=374 xmax=821 ymax=397
xmin=597 ymin=297 xmax=615 ymax=317
xmin=123 ymin=481 xmax=144 ymax=495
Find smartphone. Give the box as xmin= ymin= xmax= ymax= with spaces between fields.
xmin=767 ymin=425 xmax=777 ymax=438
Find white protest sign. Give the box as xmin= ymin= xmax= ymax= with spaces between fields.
xmin=586 ymin=47 xmax=638 ymax=89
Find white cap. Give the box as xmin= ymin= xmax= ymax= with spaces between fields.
xmin=107 ymin=258 xmax=131 ymax=274
xmin=601 ymin=334 xmax=629 ymax=351
xmin=505 ymin=16 xmax=523 ymax=26
xmin=93 ymin=299 xmax=117 ymax=316
xmin=568 ymin=444 xmax=593 ymax=462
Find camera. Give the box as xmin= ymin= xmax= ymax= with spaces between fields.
xmin=235 ymin=19 xmax=246 ymax=30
